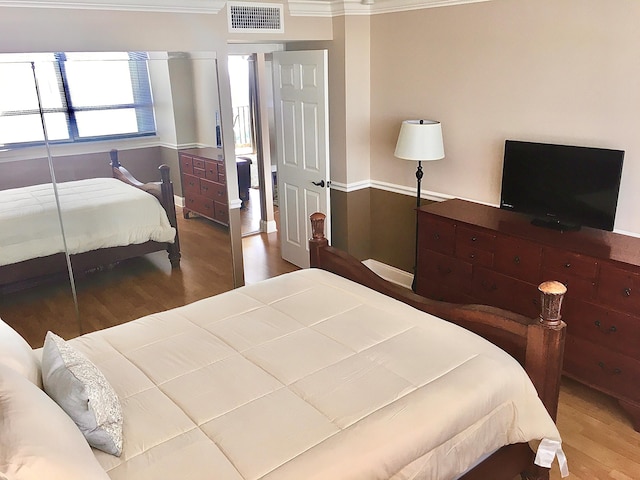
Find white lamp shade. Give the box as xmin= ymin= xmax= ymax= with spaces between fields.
xmin=394 ymin=120 xmax=445 ymax=161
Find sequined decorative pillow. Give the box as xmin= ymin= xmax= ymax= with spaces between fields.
xmin=41 ymin=331 xmax=123 ymax=456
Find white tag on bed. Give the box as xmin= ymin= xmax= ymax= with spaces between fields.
xmin=535 ymin=438 xmax=569 ymax=477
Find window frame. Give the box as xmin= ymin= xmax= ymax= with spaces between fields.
xmin=0 ymin=51 xmax=156 ymax=149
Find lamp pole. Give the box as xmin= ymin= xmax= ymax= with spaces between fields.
xmin=412 ymin=161 xmax=423 ymax=291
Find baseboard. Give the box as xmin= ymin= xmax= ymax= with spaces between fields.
xmin=260 ymin=219 xmax=277 ymax=233
xmin=174 ymin=195 xmax=185 ymax=208
xmin=362 ymin=259 xmax=413 ymax=290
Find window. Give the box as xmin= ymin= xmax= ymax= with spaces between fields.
xmin=0 ymin=52 xmax=156 ymax=148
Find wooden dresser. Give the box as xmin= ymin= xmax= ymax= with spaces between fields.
xmin=416 ymin=198 xmax=640 ymax=430
xmin=178 ymin=147 xmax=228 ymax=226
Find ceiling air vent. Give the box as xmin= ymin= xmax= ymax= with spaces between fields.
xmin=228 ymin=2 xmax=284 ymax=34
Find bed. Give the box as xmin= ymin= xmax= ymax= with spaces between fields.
xmin=0 ymin=213 xmax=568 ymax=480
xmin=0 ymin=150 xmax=180 ymax=292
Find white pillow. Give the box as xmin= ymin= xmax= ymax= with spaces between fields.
xmin=41 ymin=331 xmax=123 ymax=456
xmin=0 ymin=365 xmax=110 ymax=480
xmin=0 ymin=317 xmax=41 ymax=387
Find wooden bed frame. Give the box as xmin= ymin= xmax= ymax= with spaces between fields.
xmin=308 ymin=212 xmax=567 ymax=480
xmin=0 ymin=150 xmax=180 ymax=294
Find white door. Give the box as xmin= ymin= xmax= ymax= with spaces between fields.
xmin=272 ymin=50 xmax=330 ymax=268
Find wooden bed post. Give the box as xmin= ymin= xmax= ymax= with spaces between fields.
xmin=526 ymin=281 xmax=567 ymax=422
xmin=110 ymin=149 xmax=181 ymax=268
xmin=159 ymin=164 xmax=181 ymax=268
xmin=309 ymin=212 xmax=329 ymax=268
xmin=109 ymin=149 xmax=121 ymax=169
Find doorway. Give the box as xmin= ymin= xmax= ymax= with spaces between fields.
xmin=228 ymin=54 xmax=277 ymax=238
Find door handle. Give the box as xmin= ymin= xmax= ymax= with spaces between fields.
xmin=312 ymin=180 xmax=326 ymax=188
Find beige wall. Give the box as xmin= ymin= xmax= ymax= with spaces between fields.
xmin=370 ymin=0 xmax=640 ymax=235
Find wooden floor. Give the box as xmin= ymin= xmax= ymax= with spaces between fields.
xmin=0 ymin=210 xmax=296 ymax=348
xmin=0 ymin=210 xmax=639 ymax=479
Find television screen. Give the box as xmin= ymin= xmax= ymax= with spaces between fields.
xmin=500 ymin=140 xmax=624 ymax=231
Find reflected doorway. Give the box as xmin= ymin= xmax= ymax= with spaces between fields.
xmin=228 ymin=54 xmax=278 ymax=238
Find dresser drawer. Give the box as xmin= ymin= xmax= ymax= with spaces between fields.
xmin=214 ymin=201 xmax=229 ymax=225
xmin=180 ymin=155 xmax=194 ymax=175
xmin=564 ymin=335 xmax=640 ymax=402
xmin=418 ymin=215 xmax=455 ymax=255
xmin=182 ymin=173 xmax=200 ymax=196
xmin=456 ymin=244 xmax=494 ymax=268
xmin=542 ymin=247 xmax=598 ymax=279
xmin=417 ymin=250 xmax=472 ymax=295
xmin=541 ymin=269 xmax=596 ymax=300
xmin=200 ymin=178 xmax=226 ymax=201
xmin=494 ymin=236 xmax=542 ymax=284
xmin=456 ymin=225 xmax=495 ymax=252
xmin=562 ymin=299 xmax=640 ymax=359
xmin=416 ymin=280 xmax=475 ymax=304
xmin=472 ymin=268 xmax=540 ymax=318
xmin=205 ymin=160 xmax=220 ymax=182
xmin=192 ymin=158 xmax=206 ymax=170
xmin=597 ymin=265 xmax=640 ymax=312
xmin=184 ymin=193 xmax=214 ymax=219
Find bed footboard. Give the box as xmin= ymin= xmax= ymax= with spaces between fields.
xmin=110 ymin=149 xmax=181 ymax=268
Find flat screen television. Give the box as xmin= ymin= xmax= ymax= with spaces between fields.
xmin=500 ymin=140 xmax=624 ymax=231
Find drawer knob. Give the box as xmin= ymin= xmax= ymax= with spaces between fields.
xmin=471 ymin=236 xmax=477 ymax=242
xmin=513 ymin=255 xmax=521 ymax=264
xmin=433 ymin=233 xmax=440 ymax=240
xmin=437 ymin=265 xmax=453 ymax=275
xmin=598 ymin=361 xmax=622 ymax=375
xmin=481 ymin=280 xmax=497 ymax=292
xmin=594 ymin=320 xmax=617 ymax=334
xmin=202 ymin=186 xmax=208 ymax=191
xmin=623 ymin=287 xmax=632 ymax=297
xmin=469 ymin=253 xmax=476 ymax=259
xmin=564 ymin=262 xmax=571 ymax=268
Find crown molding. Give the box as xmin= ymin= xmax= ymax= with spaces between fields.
xmin=1 ymin=0 xmax=491 ymax=16
xmin=288 ymin=0 xmax=492 ymax=17
xmin=0 ymin=0 xmax=226 ymax=14
xmin=288 ymin=0 xmax=367 ymax=17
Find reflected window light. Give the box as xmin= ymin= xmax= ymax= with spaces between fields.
xmin=0 ymin=52 xmax=156 ymax=148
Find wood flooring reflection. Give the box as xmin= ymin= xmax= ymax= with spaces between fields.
xmin=0 ymin=209 xmax=296 ymax=348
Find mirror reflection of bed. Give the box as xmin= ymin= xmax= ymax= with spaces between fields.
xmin=0 ymin=51 xmax=241 ymax=346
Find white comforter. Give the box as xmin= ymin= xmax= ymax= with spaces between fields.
xmin=67 ymin=269 xmax=565 ymax=480
xmin=0 ymin=178 xmax=176 ymax=267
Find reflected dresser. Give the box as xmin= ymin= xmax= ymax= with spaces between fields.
xmin=179 ymin=147 xmax=229 ymax=227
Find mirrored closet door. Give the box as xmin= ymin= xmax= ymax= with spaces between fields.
xmin=0 ymin=52 xmax=235 ymax=347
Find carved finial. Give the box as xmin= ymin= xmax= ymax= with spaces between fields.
xmin=538 ymin=280 xmax=567 ymax=327
xmin=310 ymin=212 xmax=326 ymax=240
xmin=159 ymin=164 xmax=171 ymax=183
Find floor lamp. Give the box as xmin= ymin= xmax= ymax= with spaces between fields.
xmin=394 ymin=119 xmax=445 ymax=292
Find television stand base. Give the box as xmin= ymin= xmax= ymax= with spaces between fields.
xmin=531 ymin=217 xmax=581 ymax=232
